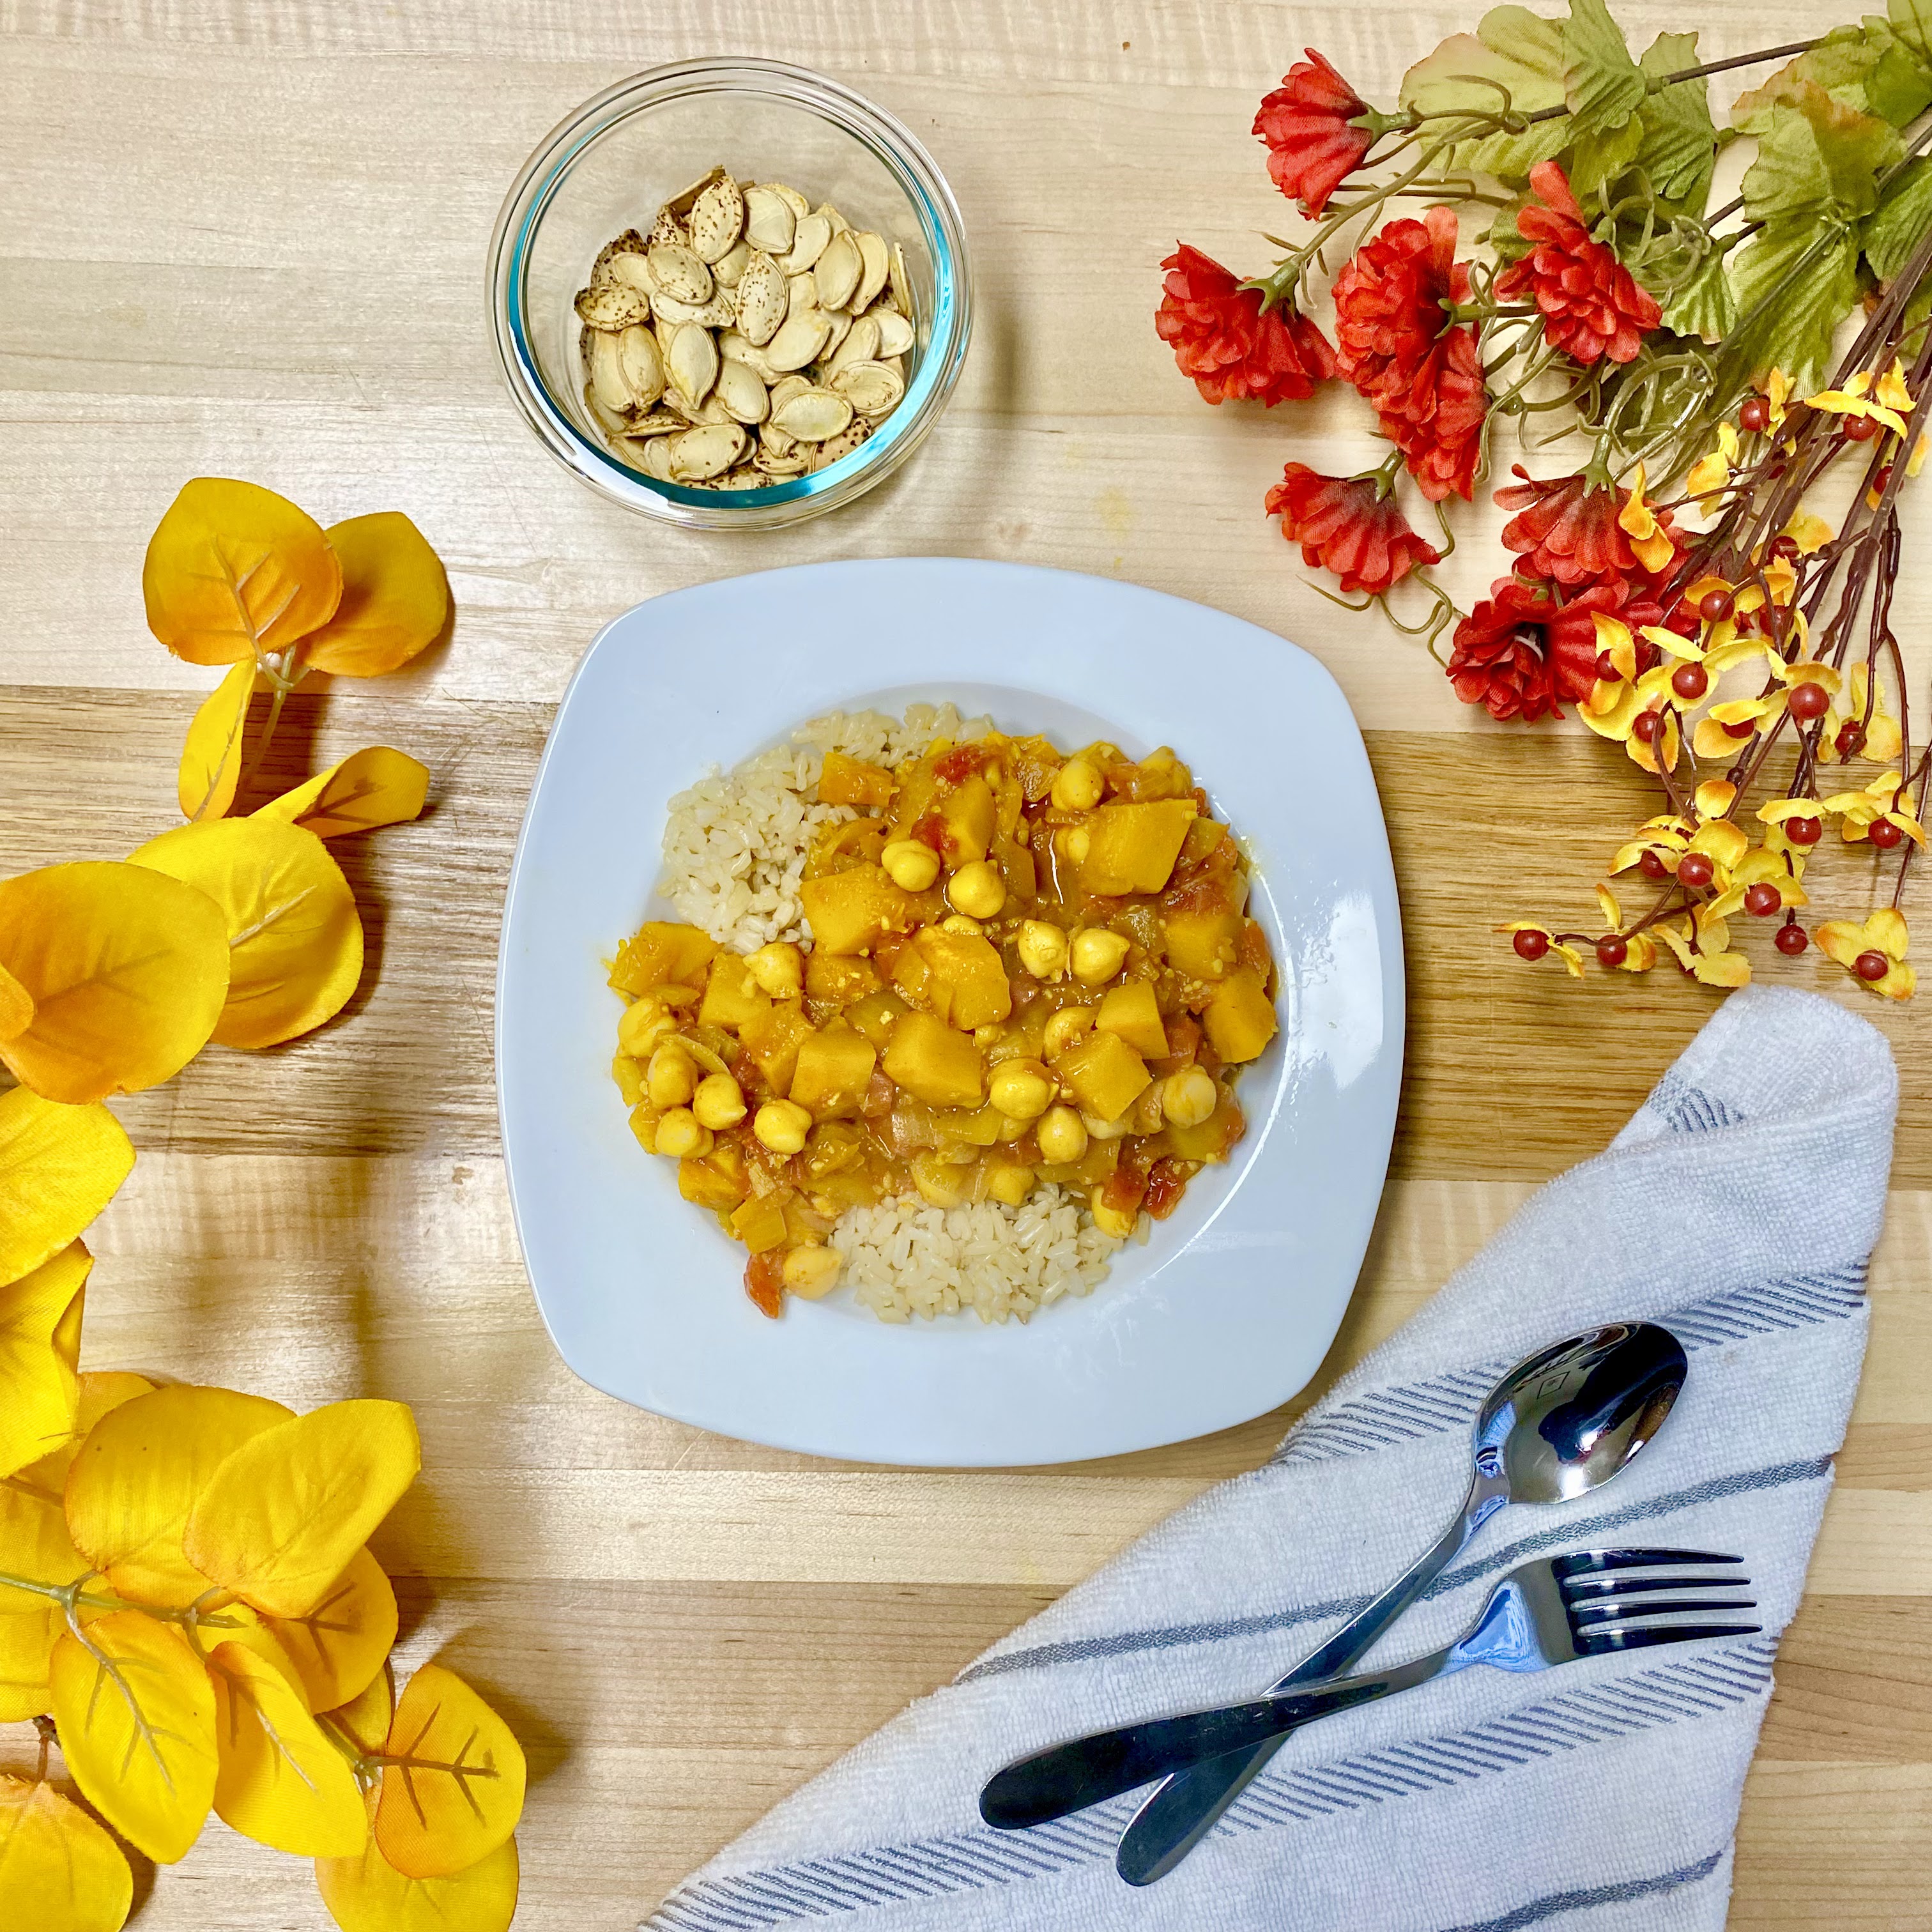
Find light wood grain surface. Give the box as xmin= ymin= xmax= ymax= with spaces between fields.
xmin=3 ymin=2 xmax=1929 ymax=1924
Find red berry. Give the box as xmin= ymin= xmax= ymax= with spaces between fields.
xmin=1744 ymin=882 xmax=1782 ymax=917
xmin=1845 ymin=413 xmax=1880 ymax=440
xmin=1699 ymin=589 xmax=1734 ymax=622
xmin=1632 ymin=710 xmax=1663 ymax=744
xmin=1676 ymin=851 xmax=1716 ymax=889
xmin=1595 ymin=649 xmax=1618 ymax=681
xmin=1513 ymin=928 xmax=1551 ymax=961
xmin=1769 ymin=533 xmax=1800 ymax=562
xmin=1775 ymin=921 xmax=1809 ymax=955
xmin=1836 ymin=721 xmax=1867 ymax=758
xmin=1639 ymin=849 xmax=1669 ymax=880
xmin=1596 ymin=935 xmax=1628 ymax=968
xmin=1855 ymin=949 xmax=1892 ymax=981
xmin=1788 ymin=681 xmax=1831 ymax=722
xmin=1869 ymin=817 xmax=1905 ymax=850
xmin=1740 ymin=397 xmax=1771 ymax=433
xmin=1874 ymin=463 xmax=1894 ymax=494
xmin=1785 ymin=815 xmax=1823 ymax=845
xmin=1722 ymin=717 xmax=1757 ymax=739
xmin=1671 ymin=663 xmax=1709 ymax=702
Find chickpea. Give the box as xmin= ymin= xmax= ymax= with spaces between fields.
xmin=1016 ymin=920 xmax=1069 ymax=980
xmin=1071 ymin=928 xmax=1131 ymax=985
xmin=1082 ymin=1110 xmax=1129 ymax=1141
xmin=753 ymin=1098 xmax=813 ymax=1156
xmin=1162 ymin=1066 xmax=1219 ymax=1130
xmin=1042 ymin=1006 xmax=1096 ymax=1061
xmin=988 ymin=1058 xmax=1056 ymax=1123
xmin=882 ymin=839 xmax=941 ymax=891
xmin=1055 ymin=825 xmax=1091 ymax=866
xmin=693 ymin=1071 xmax=748 ymax=1130
xmin=1091 ymin=1200 xmax=1138 ymax=1240
xmin=617 ymin=995 xmax=677 ymax=1057
xmin=985 ymin=1163 xmax=1036 ymax=1206
xmin=747 ymin=941 xmax=804 ymax=998
xmin=947 ymin=859 xmax=1006 ymax=920
xmin=1035 ymin=1105 xmax=1088 ymax=1165
xmin=941 ymin=914 xmax=985 ymax=937
xmin=1050 ymin=756 xmax=1104 ymax=811
xmin=782 ymin=1244 xmax=843 ymax=1299
xmin=654 ymin=1108 xmax=714 ymax=1158
xmin=646 ymin=1041 xmax=696 ymax=1109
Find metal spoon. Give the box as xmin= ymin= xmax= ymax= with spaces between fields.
xmin=1110 ymin=1320 xmax=1688 ymax=1885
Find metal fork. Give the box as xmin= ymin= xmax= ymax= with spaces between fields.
xmin=981 ymin=1549 xmax=1758 ymax=1832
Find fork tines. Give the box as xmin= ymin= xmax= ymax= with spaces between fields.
xmin=1551 ymin=1547 xmax=1760 ymax=1653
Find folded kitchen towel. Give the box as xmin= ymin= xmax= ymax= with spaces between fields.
xmin=643 ymin=985 xmax=1897 ymax=1932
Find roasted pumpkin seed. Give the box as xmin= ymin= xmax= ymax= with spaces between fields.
xmin=764 ymin=309 xmax=832 ymax=372
xmin=665 ymin=165 xmax=727 ymax=217
xmin=853 ymin=232 xmax=891 ymax=312
xmin=771 ymin=387 xmax=854 ymax=441
xmin=617 ymin=325 xmax=665 ymax=406
xmin=648 ymin=241 xmax=713 ymax=305
xmin=669 ymin=422 xmax=747 ymax=480
xmin=714 ymin=356 xmax=770 ymax=424
xmin=636 ymin=434 xmax=678 ymax=481
xmin=872 ymin=306 xmax=915 ymax=357
xmin=576 ymin=281 xmax=652 ymax=330
xmin=779 ymin=212 xmax=832 ymax=275
xmin=689 ymin=175 xmax=745 ymax=263
xmin=743 ymin=186 xmax=797 ymax=254
xmin=785 ymin=270 xmax=818 ymax=320
xmin=733 ymin=252 xmax=786 ymax=346
xmin=814 ymin=229 xmax=862 ymax=310
xmin=713 ymin=238 xmax=751 ymax=288
xmin=609 ymin=252 xmax=656 ymax=298
xmin=813 ymin=420 xmax=872 ymax=468
xmin=765 ymin=181 xmax=811 ymax=220
xmin=822 ymin=314 xmax=880 ymax=379
xmin=717 ymin=329 xmax=779 ymax=381
xmin=649 ymin=207 xmax=687 ymax=250
xmin=829 ymin=360 xmax=905 ymax=418
xmin=817 ymin=309 xmax=853 ymax=361
xmin=889 ymin=240 xmax=912 ymax=314
xmin=588 ymin=329 xmax=632 ymax=413
xmin=666 ymin=321 xmax=719 ymax=408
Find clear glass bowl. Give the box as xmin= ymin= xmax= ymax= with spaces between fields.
xmin=488 ymin=59 xmax=972 ymax=530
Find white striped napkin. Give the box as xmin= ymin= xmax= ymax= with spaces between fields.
xmin=644 ymin=985 xmax=1896 ymax=1932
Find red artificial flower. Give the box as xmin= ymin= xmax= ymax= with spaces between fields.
xmin=1378 ymin=323 xmax=1487 ymax=503
xmin=1332 ymin=206 xmax=1470 ymax=408
xmin=1494 ymin=466 xmax=1682 ymax=586
xmin=1492 ymin=162 xmax=1661 ymax=366
xmin=1254 ymin=51 xmax=1374 ymax=217
xmin=1447 ymin=574 xmax=1664 ymax=723
xmin=1157 ymin=244 xmax=1337 ymax=405
xmin=1265 ymin=463 xmax=1443 ymax=595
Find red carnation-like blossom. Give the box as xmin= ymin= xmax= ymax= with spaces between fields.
xmin=1156 ymin=244 xmax=1336 ymax=405
xmin=1495 ymin=466 xmax=1682 ymax=586
xmin=1332 ymin=206 xmax=1470 ymax=408
xmin=1493 ymin=162 xmax=1661 ymax=366
xmin=1378 ymin=324 xmax=1487 ymax=503
xmin=1254 ymin=51 xmax=1374 ymax=217
xmin=1447 ymin=574 xmax=1664 ymax=723
xmin=1265 ymin=464 xmax=1443 ymax=596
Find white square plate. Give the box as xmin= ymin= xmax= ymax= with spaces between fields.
xmin=497 ymin=559 xmax=1404 ymax=1466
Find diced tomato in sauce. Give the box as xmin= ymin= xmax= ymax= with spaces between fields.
xmin=910 ymin=812 xmax=947 ymax=852
xmin=745 ymin=1249 xmax=785 ymax=1318
xmin=1143 ymin=1159 xmax=1189 ymax=1220
xmin=932 ymin=744 xmax=995 ymax=785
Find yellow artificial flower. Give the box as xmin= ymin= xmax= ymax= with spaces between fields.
xmin=1763 ymin=369 xmax=1793 ymax=430
xmin=1498 ymin=922 xmax=1584 ymax=977
xmin=1616 ymin=466 xmax=1678 ymax=574
xmin=1782 ymin=511 xmax=1833 ymax=555
xmin=1818 ymin=663 xmax=1904 ymax=765
xmin=1694 ymin=779 xmax=1738 ymax=818
xmin=1609 ymin=814 xmax=1691 ymax=875
xmin=1875 ymin=356 xmax=1915 ymax=415
xmin=1818 ymin=770 xmax=1927 ymax=847
xmin=1693 ymin=694 xmax=1782 ymax=760
xmin=1657 ymin=905 xmax=1752 ymax=987
xmin=1805 ymin=366 xmax=1911 ymax=440
xmin=1814 ymin=908 xmax=1914 ymax=1000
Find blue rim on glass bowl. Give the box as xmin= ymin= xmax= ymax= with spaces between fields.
xmin=487 ymin=58 xmax=972 ymax=530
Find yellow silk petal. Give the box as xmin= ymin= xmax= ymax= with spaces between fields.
xmin=1867 ymin=907 xmax=1910 ymax=957
xmin=210 ymin=1641 xmax=370 ymax=1857
xmin=317 ymin=1831 xmax=519 ymax=1932
xmin=263 ymin=1545 xmax=399 ymax=1712
xmin=254 ymin=747 xmax=430 ymax=840
xmin=325 ymin=1664 xmax=395 ymax=1758
xmin=64 ymin=1384 xmax=293 ymax=1610
xmin=142 ymin=478 xmax=342 ymax=668
xmin=1689 ymin=820 xmax=1749 ymax=869
xmin=0 ymin=962 xmax=32 ymax=1043
xmin=0 ymin=1089 xmax=134 ymax=1285
xmin=183 ymin=1399 xmax=421 ymax=1619
xmin=374 ymin=1664 xmax=527 ymax=1879
xmin=0 ymin=862 xmax=231 ymax=1103
xmin=126 ymin=819 xmax=363 ymax=1050
xmin=0 ymin=1241 xmax=89 ymax=1480
xmin=0 ymin=1775 xmax=133 ymax=1932
xmin=49 ymin=1612 xmax=218 ymax=1864
xmin=298 ymin=513 xmax=450 ymax=678
xmin=178 ymin=661 xmax=259 ymax=824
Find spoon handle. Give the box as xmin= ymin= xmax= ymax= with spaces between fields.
xmin=1114 ymin=1471 xmax=1509 ymax=1887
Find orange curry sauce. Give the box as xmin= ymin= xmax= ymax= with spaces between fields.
xmin=609 ymin=731 xmax=1279 ymax=1315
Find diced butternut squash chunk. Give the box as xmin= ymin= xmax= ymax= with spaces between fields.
xmin=740 ymin=1004 xmax=816 ymax=1092
xmin=1165 ymin=1094 xmax=1245 ymax=1163
xmin=730 ymin=1192 xmax=790 ymax=1253
xmin=890 ymin=927 xmax=1013 ymax=1031
xmin=931 ymin=1104 xmax=1004 ymax=1147
xmin=1204 ymin=970 xmax=1278 ymax=1064
xmin=1081 ymin=799 xmax=1199 ymax=894
xmin=1097 ymin=979 xmax=1169 ymax=1059
xmin=1163 ymin=901 xmax=1243 ymax=980
xmin=609 ymin=920 xmax=721 ymax=997
xmin=1057 ymin=1030 xmax=1152 ymax=1122
xmin=790 ymin=1021 xmax=879 ymax=1118
xmin=698 ymin=954 xmax=772 ymax=1033
xmin=844 ymin=987 xmax=910 ymax=1051
xmin=800 ymin=864 xmax=933 ymax=955
xmin=935 ymin=773 xmax=995 ymax=864
xmin=611 ymin=1052 xmax=645 ymax=1105
xmin=1179 ymin=817 xmax=1226 ymax=868
xmin=819 ymin=749 xmax=896 ymax=809
xmin=883 ymin=1009 xmax=986 ymax=1108
xmin=679 ymin=1154 xmax=749 ymax=1210
xmin=805 ymin=951 xmax=879 ymax=1008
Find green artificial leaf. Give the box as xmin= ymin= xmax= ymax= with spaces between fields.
xmin=1400 ymin=6 xmax=1575 ymax=180
xmin=1889 ymin=0 xmax=1932 ymax=70
xmin=1632 ymin=32 xmax=1717 ymax=207
xmin=1661 ymin=240 xmax=1740 ymax=340
xmin=1734 ymin=22 xmax=1932 ymax=128
xmin=1568 ymin=112 xmax=1647 ymax=201
xmin=1724 ymin=225 xmax=1863 ymax=388
xmin=1562 ymin=0 xmax=1646 ymax=137
xmin=1742 ymin=89 xmax=1903 ymax=227
xmin=1862 ymin=156 xmax=1932 ymax=279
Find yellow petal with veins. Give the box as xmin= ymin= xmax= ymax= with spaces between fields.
xmin=1690 ymin=820 xmax=1749 ymax=868
xmin=1596 ymin=884 xmax=1621 ymax=930
xmin=1783 ymin=512 xmax=1833 ymax=555
xmin=1694 ymin=780 xmax=1737 ymax=818
xmin=1868 ymin=907 xmax=1910 ymax=957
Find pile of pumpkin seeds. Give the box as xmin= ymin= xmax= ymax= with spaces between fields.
xmin=575 ymin=166 xmax=917 ymax=489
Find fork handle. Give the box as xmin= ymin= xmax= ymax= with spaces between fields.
xmin=979 ymin=1652 xmax=1451 ymax=1831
